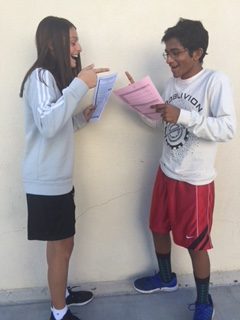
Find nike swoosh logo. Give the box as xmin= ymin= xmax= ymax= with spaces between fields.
xmin=186 ymin=235 xmax=194 ymax=239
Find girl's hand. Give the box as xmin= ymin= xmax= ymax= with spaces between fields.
xmin=78 ymin=64 xmax=109 ymax=89
xmin=83 ymin=104 xmax=96 ymax=122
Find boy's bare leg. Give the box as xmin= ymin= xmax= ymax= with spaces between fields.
xmin=152 ymin=232 xmax=171 ymax=254
xmin=189 ymin=249 xmax=211 ymax=305
xmin=188 ymin=249 xmax=210 ymax=278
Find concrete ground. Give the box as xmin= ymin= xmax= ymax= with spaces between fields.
xmin=1 ymin=284 xmax=240 ymax=320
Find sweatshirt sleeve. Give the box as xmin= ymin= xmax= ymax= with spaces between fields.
xmin=72 ymin=111 xmax=87 ymax=131
xmin=25 ymin=69 xmax=88 ymax=138
xmin=177 ymin=73 xmax=236 ymax=142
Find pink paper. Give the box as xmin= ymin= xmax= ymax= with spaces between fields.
xmin=114 ymin=76 xmax=164 ymax=120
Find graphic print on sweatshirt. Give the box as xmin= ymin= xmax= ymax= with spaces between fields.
xmin=164 ymin=92 xmax=201 ymax=157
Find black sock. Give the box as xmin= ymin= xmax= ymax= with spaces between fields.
xmin=195 ymin=276 xmax=210 ymax=304
xmin=156 ymin=252 xmax=172 ymax=283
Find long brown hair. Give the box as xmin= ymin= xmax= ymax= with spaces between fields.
xmin=20 ymin=16 xmax=82 ymax=97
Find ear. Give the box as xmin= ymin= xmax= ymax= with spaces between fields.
xmin=48 ymin=41 xmax=54 ymax=52
xmin=192 ymin=48 xmax=204 ymax=62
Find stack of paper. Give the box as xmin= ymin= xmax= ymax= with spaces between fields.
xmin=90 ymin=73 xmax=118 ymax=121
xmin=114 ymin=76 xmax=164 ymax=120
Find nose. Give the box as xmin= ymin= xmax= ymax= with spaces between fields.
xmin=166 ymin=54 xmax=175 ymax=64
xmin=76 ymin=42 xmax=82 ymax=53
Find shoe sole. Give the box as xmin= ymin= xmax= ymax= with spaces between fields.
xmin=211 ymin=308 xmax=215 ymax=319
xmin=67 ymin=296 xmax=94 ymax=307
xmin=133 ymin=284 xmax=178 ymax=294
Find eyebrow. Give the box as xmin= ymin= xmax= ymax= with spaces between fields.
xmin=165 ymin=48 xmax=184 ymax=52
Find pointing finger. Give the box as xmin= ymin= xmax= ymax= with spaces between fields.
xmin=151 ymin=104 xmax=165 ymax=111
xmin=94 ymin=67 xmax=110 ymax=74
xmin=83 ymin=64 xmax=95 ymax=70
xmin=125 ymin=71 xmax=135 ymax=84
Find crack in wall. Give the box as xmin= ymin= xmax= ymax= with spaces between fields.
xmin=76 ymin=185 xmax=150 ymax=219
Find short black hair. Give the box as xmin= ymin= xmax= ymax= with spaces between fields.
xmin=161 ymin=18 xmax=209 ymax=63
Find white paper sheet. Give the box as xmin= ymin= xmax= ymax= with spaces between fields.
xmin=90 ymin=73 xmax=118 ymax=121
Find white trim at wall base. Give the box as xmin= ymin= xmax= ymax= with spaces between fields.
xmin=1 ymin=270 xmax=240 ymax=305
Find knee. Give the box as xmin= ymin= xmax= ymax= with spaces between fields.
xmin=47 ymin=237 xmax=74 ymax=262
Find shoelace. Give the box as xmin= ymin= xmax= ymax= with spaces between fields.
xmin=67 ymin=286 xmax=81 ymax=294
xmin=146 ymin=273 xmax=161 ymax=285
xmin=188 ymin=302 xmax=213 ymax=319
xmin=188 ymin=303 xmax=196 ymax=311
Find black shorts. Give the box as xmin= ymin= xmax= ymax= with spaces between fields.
xmin=26 ymin=188 xmax=76 ymax=241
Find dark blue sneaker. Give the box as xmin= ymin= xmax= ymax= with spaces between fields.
xmin=189 ymin=294 xmax=215 ymax=320
xmin=133 ymin=272 xmax=178 ymax=293
xmin=50 ymin=309 xmax=80 ymax=320
xmin=66 ymin=286 xmax=93 ymax=306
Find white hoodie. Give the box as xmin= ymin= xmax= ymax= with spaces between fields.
xmin=22 ymin=68 xmax=88 ymax=195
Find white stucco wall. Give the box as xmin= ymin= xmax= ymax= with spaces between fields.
xmin=0 ymin=0 xmax=239 ymax=292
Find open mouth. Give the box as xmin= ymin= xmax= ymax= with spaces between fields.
xmin=71 ymin=54 xmax=79 ymax=59
xmin=71 ymin=54 xmax=79 ymax=67
xmin=71 ymin=54 xmax=79 ymax=62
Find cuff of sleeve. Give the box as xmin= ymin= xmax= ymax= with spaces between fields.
xmin=68 ymin=78 xmax=89 ymax=99
xmin=177 ymin=109 xmax=191 ymax=126
xmin=73 ymin=111 xmax=87 ymax=131
xmin=78 ymin=111 xmax=87 ymax=124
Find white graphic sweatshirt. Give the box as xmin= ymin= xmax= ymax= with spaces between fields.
xmin=142 ymin=69 xmax=236 ymax=185
xmin=160 ymin=69 xmax=236 ymax=185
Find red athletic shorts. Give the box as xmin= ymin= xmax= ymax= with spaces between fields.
xmin=149 ymin=167 xmax=214 ymax=251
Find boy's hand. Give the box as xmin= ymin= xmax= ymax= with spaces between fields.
xmin=125 ymin=71 xmax=135 ymax=84
xmin=151 ymin=104 xmax=180 ymax=123
xmin=125 ymin=72 xmax=180 ymax=123
xmin=78 ymin=64 xmax=110 ymax=89
xmin=83 ymin=104 xmax=96 ymax=122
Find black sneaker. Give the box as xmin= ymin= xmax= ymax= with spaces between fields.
xmin=50 ymin=309 xmax=80 ymax=320
xmin=66 ymin=286 xmax=94 ymax=306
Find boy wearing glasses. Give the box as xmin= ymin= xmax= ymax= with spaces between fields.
xmin=132 ymin=18 xmax=236 ymax=320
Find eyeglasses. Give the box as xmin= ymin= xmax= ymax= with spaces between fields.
xmin=162 ymin=49 xmax=188 ymax=61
